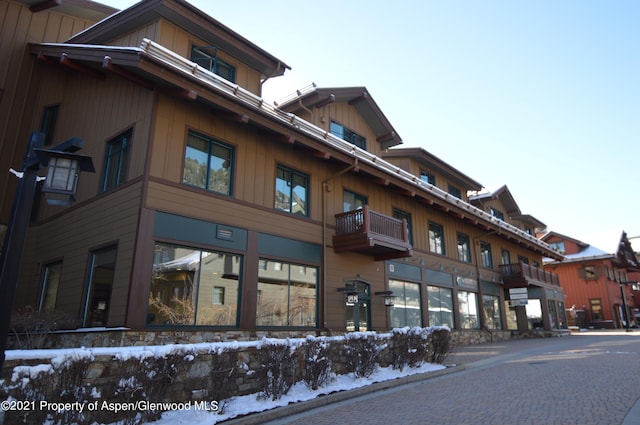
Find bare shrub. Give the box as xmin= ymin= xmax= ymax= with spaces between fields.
xmin=9 ymin=307 xmax=78 ymax=349
xmin=428 ymin=328 xmax=451 ymax=364
xmin=391 ymin=327 xmax=430 ymax=371
xmin=299 ymin=337 xmax=333 ymax=390
xmin=257 ymin=341 xmax=296 ymax=401
xmin=344 ymin=333 xmax=380 ymax=378
xmin=208 ymin=348 xmax=239 ymax=413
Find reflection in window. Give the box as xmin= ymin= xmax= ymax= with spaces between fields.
xmin=275 ymin=165 xmax=308 ymax=216
xmin=482 ymin=294 xmax=502 ymax=329
xmin=458 ymin=290 xmax=479 ymax=329
xmin=183 ymin=131 xmax=233 ymax=195
xmin=148 ymin=243 xmax=241 ymax=326
xmin=102 ymin=129 xmax=131 ymax=192
xmin=427 ymin=285 xmax=453 ymax=328
xmin=256 ymin=260 xmax=317 ymax=327
xmin=38 ymin=261 xmax=63 ymax=311
xmin=457 ymin=233 xmax=471 ymax=263
xmin=389 ymin=279 xmax=421 ymax=328
xmin=429 ymin=222 xmax=445 ymax=255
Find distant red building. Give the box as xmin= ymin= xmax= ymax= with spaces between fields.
xmin=541 ymin=231 xmax=639 ymax=329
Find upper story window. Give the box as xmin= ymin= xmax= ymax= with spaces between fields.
xmin=549 ymin=241 xmax=566 ymax=254
xmin=343 ymin=190 xmax=367 ymax=212
xmin=183 ymin=131 xmax=233 ymax=196
xmin=275 ymin=164 xmax=308 ymax=216
xmin=501 ymin=249 xmax=511 ymax=265
xmin=448 ymin=185 xmax=462 ymax=199
xmin=40 ymin=104 xmax=59 ymax=146
xmin=429 ymin=222 xmax=445 ymax=255
xmin=330 ymin=121 xmax=366 ymax=150
xmin=457 ymin=233 xmax=471 ymax=263
xmin=480 ymin=241 xmax=493 ymax=268
xmin=393 ymin=208 xmax=413 ymax=244
xmin=102 ymin=129 xmax=132 ymax=192
xmin=420 ymin=170 xmax=435 ymax=185
xmin=490 ymin=208 xmax=504 ymax=221
xmin=191 ymin=46 xmax=236 ymax=83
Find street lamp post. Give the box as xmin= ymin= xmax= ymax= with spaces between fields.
xmin=0 ymin=132 xmax=94 ymax=371
xmin=619 ymin=281 xmax=638 ymax=332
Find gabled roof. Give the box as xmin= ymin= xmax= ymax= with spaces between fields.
xmin=614 ymin=231 xmax=640 ymax=271
xmin=381 ymin=147 xmax=483 ymax=192
xmin=469 ymin=185 xmax=520 ymax=215
xmin=67 ymin=0 xmax=290 ymax=79
xmin=17 ymin=0 xmax=116 ymax=20
xmin=276 ymin=86 xmax=402 ymax=149
xmin=539 ymin=231 xmax=590 ymax=251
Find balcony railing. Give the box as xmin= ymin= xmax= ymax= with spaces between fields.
xmin=500 ymin=262 xmax=559 ymax=287
xmin=333 ymin=205 xmax=412 ymax=260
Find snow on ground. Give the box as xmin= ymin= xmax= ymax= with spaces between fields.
xmin=3 ymin=330 xmax=447 ymax=424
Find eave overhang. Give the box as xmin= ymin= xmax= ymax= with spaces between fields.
xmin=381 ymin=147 xmax=483 ymax=192
xmin=277 ymin=86 xmax=403 ymax=149
xmin=66 ymin=0 xmax=290 ymax=80
xmin=29 ymin=39 xmax=563 ymax=262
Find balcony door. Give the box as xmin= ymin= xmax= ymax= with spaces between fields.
xmin=345 ymin=280 xmax=370 ymax=332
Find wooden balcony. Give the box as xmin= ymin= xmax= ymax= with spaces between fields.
xmin=500 ymin=262 xmax=560 ymax=289
xmin=333 ymin=205 xmax=413 ymax=261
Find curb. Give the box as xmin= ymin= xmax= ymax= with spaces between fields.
xmin=221 ymin=365 xmax=466 ymax=424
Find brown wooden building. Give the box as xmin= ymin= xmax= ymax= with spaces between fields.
xmin=1 ymin=0 xmax=565 ymax=343
xmin=541 ymin=231 xmax=639 ymax=329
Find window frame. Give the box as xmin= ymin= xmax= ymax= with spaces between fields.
xmin=38 ymin=260 xmax=63 ymax=312
xmin=182 ymin=130 xmax=234 ymax=196
xmin=343 ymin=190 xmax=367 ymax=212
xmin=190 ymin=45 xmax=236 ymax=83
xmin=101 ymin=129 xmax=132 ymax=192
xmin=330 ymin=121 xmax=366 ymax=149
xmin=428 ymin=222 xmax=445 ymax=255
xmin=392 ymin=208 xmax=413 ymax=244
xmin=40 ymin=104 xmax=59 ymax=146
xmin=457 ymin=232 xmax=471 ymax=263
xmin=275 ymin=164 xmax=309 ymax=216
xmin=480 ymin=241 xmax=493 ymax=269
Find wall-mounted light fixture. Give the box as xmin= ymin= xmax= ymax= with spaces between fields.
xmin=375 ymin=291 xmax=397 ymax=307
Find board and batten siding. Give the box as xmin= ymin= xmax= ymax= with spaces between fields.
xmin=19 ymin=182 xmax=144 ymax=326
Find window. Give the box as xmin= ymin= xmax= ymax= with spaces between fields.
xmin=330 ymin=121 xmax=366 ymax=149
xmin=518 ymin=255 xmax=529 ymax=265
xmin=482 ymin=295 xmax=502 ymax=330
xmin=191 ymin=46 xmax=236 ymax=82
xmin=256 ymin=260 xmax=317 ymax=327
xmin=213 ymin=286 xmax=225 ymax=305
xmin=501 ymin=249 xmax=511 ymax=265
xmin=83 ymin=246 xmax=117 ymax=327
xmin=389 ymin=279 xmax=421 ymax=328
xmin=420 ymin=170 xmax=435 ymax=185
xmin=427 ymin=285 xmax=453 ymax=328
xmin=458 ymin=290 xmax=479 ymax=329
xmin=480 ymin=241 xmax=493 ymax=268
xmin=393 ymin=208 xmax=412 ymax=244
xmin=457 ymin=233 xmax=471 ymax=263
xmin=582 ymin=266 xmax=598 ymax=280
xmin=428 ymin=222 xmax=445 ymax=255
xmin=102 ymin=129 xmax=132 ymax=192
xmin=448 ymin=185 xmax=462 ymax=199
xmin=275 ymin=165 xmax=308 ymax=216
xmin=148 ymin=243 xmax=241 ymax=326
xmin=38 ymin=261 xmax=63 ymax=312
xmin=549 ymin=241 xmax=566 ymax=254
xmin=490 ymin=208 xmax=504 ymax=221
xmin=343 ymin=190 xmax=367 ymax=212
xmin=589 ymin=299 xmax=603 ymax=320
xmin=183 ymin=131 xmax=233 ymax=195
xmin=40 ymin=104 xmax=59 ymax=146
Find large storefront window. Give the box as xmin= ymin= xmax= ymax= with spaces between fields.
xmin=526 ymin=299 xmax=544 ymax=329
xmin=256 ymin=260 xmax=317 ymax=327
xmin=427 ymin=285 xmax=454 ymax=328
xmin=458 ymin=290 xmax=480 ymax=329
xmin=148 ymin=243 xmax=241 ymax=326
xmin=482 ymin=294 xmax=502 ymax=329
xmin=389 ymin=279 xmax=422 ymax=328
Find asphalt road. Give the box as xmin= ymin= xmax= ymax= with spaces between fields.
xmin=257 ymin=331 xmax=640 ymax=425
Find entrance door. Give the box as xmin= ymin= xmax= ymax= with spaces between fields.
xmin=345 ymin=281 xmax=370 ymax=332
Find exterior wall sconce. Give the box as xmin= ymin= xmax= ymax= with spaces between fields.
xmin=35 ymin=148 xmax=95 ymax=206
xmin=338 ymin=286 xmax=358 ymax=305
xmin=375 ymin=291 xmax=397 ymax=307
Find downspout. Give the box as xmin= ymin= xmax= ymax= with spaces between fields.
xmin=321 ymin=158 xmax=359 ymax=333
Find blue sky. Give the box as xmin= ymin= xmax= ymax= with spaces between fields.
xmin=104 ymin=1 xmax=639 ymax=252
